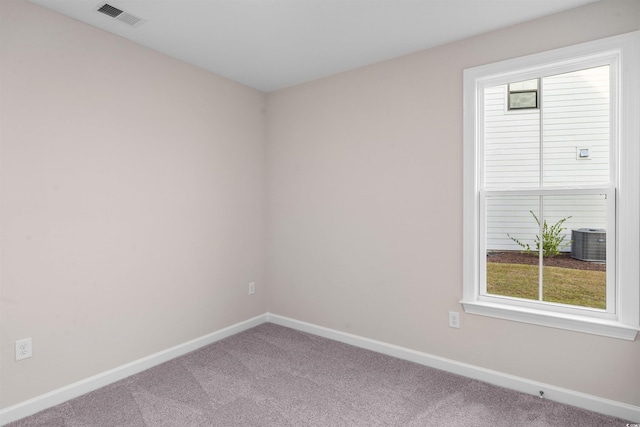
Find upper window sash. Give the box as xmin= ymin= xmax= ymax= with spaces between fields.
xmin=477 ymin=59 xmax=617 ymax=191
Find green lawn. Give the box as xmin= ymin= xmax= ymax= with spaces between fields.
xmin=486 ymin=263 xmax=606 ymax=309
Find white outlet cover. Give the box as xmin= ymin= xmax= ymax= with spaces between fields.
xmin=448 ymin=311 xmax=460 ymax=328
xmin=15 ymin=338 xmax=33 ymax=361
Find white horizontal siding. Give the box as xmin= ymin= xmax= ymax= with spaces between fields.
xmin=543 ymin=66 xmax=609 ymax=186
xmin=486 ymin=195 xmax=607 ymax=252
xmin=484 ymin=85 xmax=540 ymax=188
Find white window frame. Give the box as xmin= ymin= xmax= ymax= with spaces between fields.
xmin=462 ymin=31 xmax=640 ymax=341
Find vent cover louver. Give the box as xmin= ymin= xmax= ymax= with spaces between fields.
xmin=97 ymin=3 xmax=122 ymax=18
xmin=97 ymin=3 xmax=144 ymax=27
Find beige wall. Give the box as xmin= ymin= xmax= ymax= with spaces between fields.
xmin=1 ymin=0 xmax=267 ymax=407
xmin=266 ymin=0 xmax=640 ymax=407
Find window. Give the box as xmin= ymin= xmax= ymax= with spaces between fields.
xmin=508 ymin=78 xmax=539 ymax=110
xmin=462 ymin=32 xmax=640 ymax=340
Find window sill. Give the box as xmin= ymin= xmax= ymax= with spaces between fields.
xmin=460 ymin=300 xmax=639 ymax=341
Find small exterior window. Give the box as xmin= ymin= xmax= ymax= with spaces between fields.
xmin=508 ymin=79 xmax=538 ymax=110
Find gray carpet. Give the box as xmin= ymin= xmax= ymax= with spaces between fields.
xmin=6 ymin=323 xmax=631 ymax=426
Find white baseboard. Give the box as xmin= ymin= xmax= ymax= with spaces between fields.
xmin=0 ymin=314 xmax=268 ymax=426
xmin=266 ymin=313 xmax=640 ymax=423
xmin=3 ymin=312 xmax=638 ymax=425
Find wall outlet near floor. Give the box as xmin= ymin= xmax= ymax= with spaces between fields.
xmin=448 ymin=311 xmax=460 ymax=329
xmin=16 ymin=338 xmax=33 ymax=361
xmin=248 ymin=282 xmax=255 ymax=295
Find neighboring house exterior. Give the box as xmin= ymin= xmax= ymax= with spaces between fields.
xmin=484 ymin=65 xmax=609 ymax=253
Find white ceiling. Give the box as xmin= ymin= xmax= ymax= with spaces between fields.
xmin=28 ymin=0 xmax=598 ymax=92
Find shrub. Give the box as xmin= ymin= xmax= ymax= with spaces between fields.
xmin=508 ymin=211 xmax=572 ymax=258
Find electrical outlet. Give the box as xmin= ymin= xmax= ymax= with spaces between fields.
xmin=248 ymin=282 xmax=255 ymax=295
xmin=448 ymin=311 xmax=460 ymax=329
xmin=15 ymin=338 xmax=32 ymax=361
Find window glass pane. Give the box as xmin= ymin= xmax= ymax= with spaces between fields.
xmin=509 ymin=91 xmax=537 ymax=109
xmin=542 ymin=65 xmax=610 ymax=186
xmin=485 ymin=194 xmax=608 ymax=309
xmin=485 ymin=195 xmax=540 ymax=301
xmin=510 ymin=79 xmax=539 ymax=92
xmin=542 ymin=195 xmax=607 ymax=309
xmin=484 ymin=85 xmax=540 ymax=189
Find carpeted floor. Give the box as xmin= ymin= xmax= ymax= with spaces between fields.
xmin=6 ymin=323 xmax=632 ymax=426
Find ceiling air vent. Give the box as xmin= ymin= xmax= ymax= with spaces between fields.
xmin=96 ymin=3 xmax=144 ymax=27
xmin=97 ymin=3 xmax=122 ymax=18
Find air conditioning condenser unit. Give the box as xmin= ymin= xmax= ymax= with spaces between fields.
xmin=570 ymin=228 xmax=606 ymax=262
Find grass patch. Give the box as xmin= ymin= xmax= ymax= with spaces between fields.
xmin=486 ymin=262 xmax=606 ymax=309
